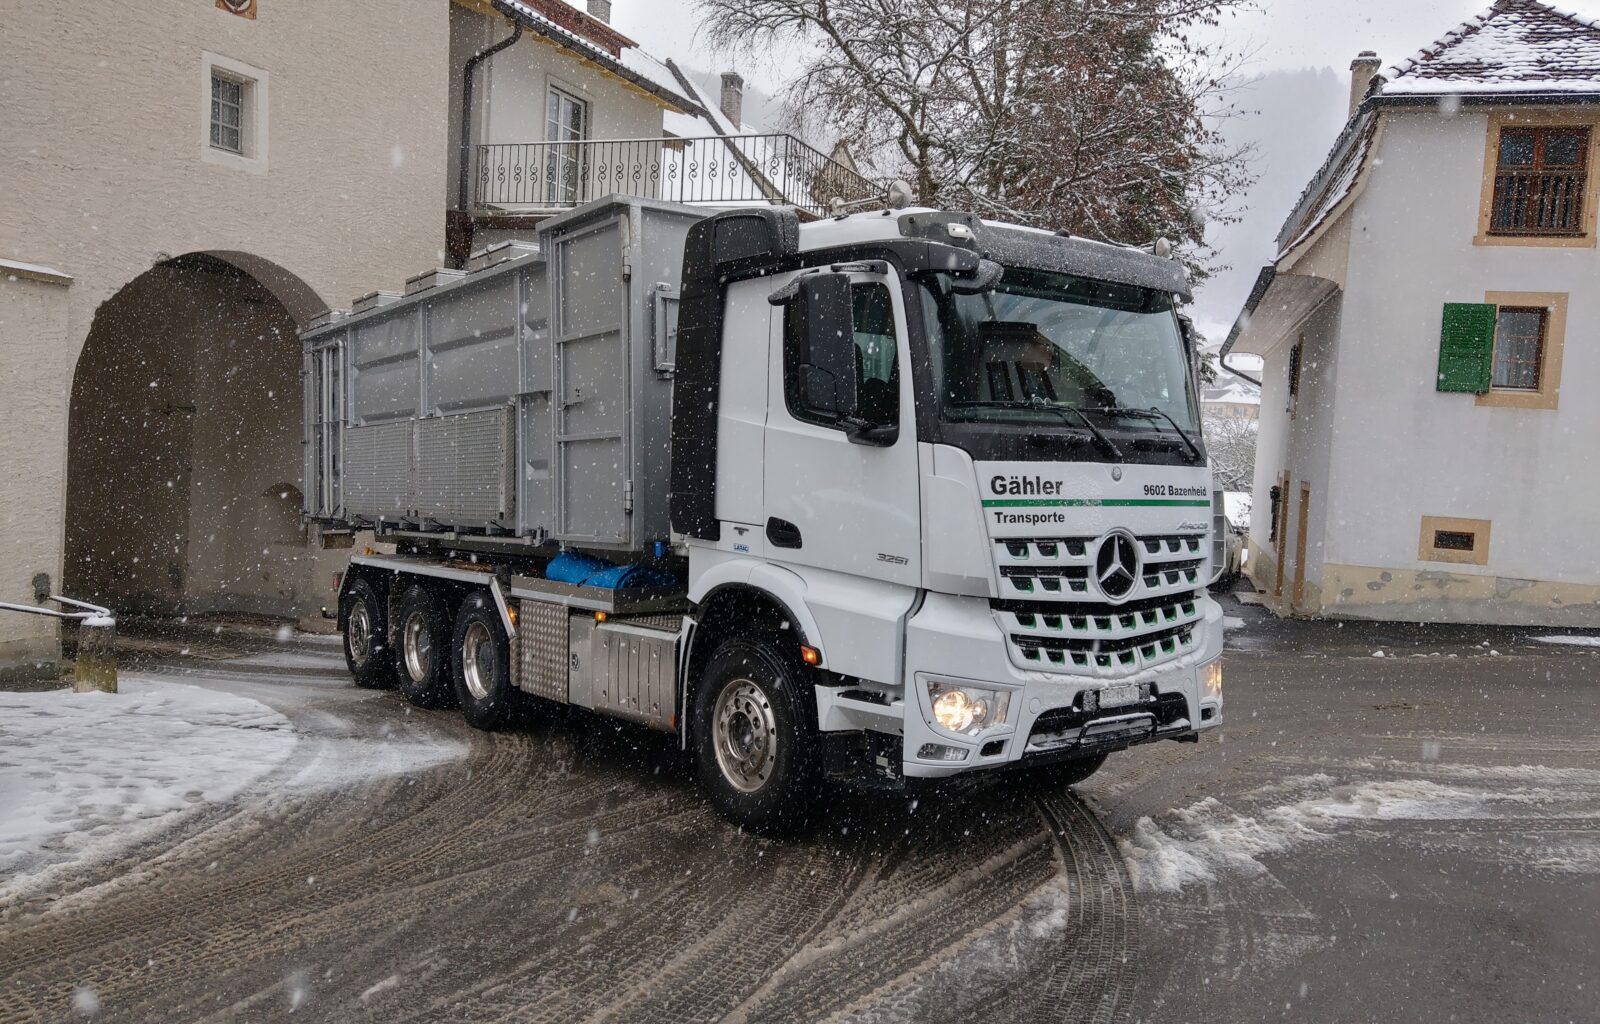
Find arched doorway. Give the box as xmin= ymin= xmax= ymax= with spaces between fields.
xmin=64 ymin=253 xmax=330 ymax=620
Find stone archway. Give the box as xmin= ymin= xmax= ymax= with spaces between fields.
xmin=63 ymin=253 xmax=330 ymax=620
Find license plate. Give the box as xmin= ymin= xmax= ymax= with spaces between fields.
xmin=1099 ymin=682 xmax=1139 ymax=708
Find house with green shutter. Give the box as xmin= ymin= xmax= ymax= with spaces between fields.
xmin=1221 ymin=0 xmax=1600 ymax=625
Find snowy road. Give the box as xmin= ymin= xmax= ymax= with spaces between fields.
xmin=1 ymin=613 xmax=1597 ymax=1023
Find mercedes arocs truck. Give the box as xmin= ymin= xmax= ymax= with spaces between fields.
xmin=302 ymin=193 xmax=1225 ymax=829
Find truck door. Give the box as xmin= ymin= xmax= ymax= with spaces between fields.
xmin=762 ymin=269 xmax=921 ymax=587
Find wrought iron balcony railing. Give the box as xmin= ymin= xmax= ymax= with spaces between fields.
xmin=474 ymin=133 xmax=881 ymax=218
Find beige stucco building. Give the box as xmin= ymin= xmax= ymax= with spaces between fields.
xmin=0 ymin=0 xmax=451 ymax=676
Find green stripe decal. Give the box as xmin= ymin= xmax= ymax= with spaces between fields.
xmin=981 ymin=498 xmax=1213 ymax=508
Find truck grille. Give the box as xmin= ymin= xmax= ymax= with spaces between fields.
xmin=994 ymin=591 xmax=1202 ymax=676
xmin=993 ymin=533 xmax=1208 ymax=603
xmin=991 ymin=531 xmax=1209 ymax=675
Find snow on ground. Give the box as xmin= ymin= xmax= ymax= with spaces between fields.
xmin=1121 ymin=772 xmax=1600 ymax=892
xmin=0 ymin=680 xmax=295 ymax=894
xmin=1534 ymin=635 xmax=1600 ymax=648
xmin=0 ymin=645 xmax=467 ymax=901
xmin=1223 ymin=616 xmax=1246 ymax=631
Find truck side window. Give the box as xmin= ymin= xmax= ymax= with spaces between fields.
xmin=785 ymin=281 xmax=899 ymax=428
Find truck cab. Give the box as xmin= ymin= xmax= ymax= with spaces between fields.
xmin=671 ymin=206 xmax=1223 ymax=819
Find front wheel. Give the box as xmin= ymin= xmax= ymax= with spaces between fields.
xmin=693 ymin=638 xmax=817 ymax=833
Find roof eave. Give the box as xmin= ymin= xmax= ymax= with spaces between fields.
xmin=1372 ymin=90 xmax=1600 ymax=107
xmin=489 ymin=0 xmax=696 ymax=114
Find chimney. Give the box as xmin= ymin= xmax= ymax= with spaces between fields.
xmin=1349 ymin=51 xmax=1381 ymax=117
xmin=720 ymin=71 xmax=744 ymax=130
xmin=587 ymin=0 xmax=611 ymax=23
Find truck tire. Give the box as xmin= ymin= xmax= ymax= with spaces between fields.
xmin=394 ymin=583 xmax=455 ymax=709
xmin=341 ymin=576 xmax=393 ymax=689
xmin=1035 ymin=753 xmax=1107 ymax=788
xmin=693 ymin=637 xmax=817 ymax=833
xmin=451 ymin=592 xmax=522 ymax=730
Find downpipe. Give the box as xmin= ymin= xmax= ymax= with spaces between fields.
xmin=456 ymin=16 xmax=524 ymax=214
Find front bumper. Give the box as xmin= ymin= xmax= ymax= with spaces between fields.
xmin=897 ymin=592 xmax=1224 ymax=778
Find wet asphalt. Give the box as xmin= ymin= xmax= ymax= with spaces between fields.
xmin=0 ymin=603 xmax=1595 ymax=1023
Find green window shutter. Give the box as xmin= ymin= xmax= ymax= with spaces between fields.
xmin=1437 ymin=303 xmax=1496 ymax=394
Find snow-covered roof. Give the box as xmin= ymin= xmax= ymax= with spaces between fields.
xmin=492 ymin=0 xmax=696 ymax=112
xmin=1381 ymin=0 xmax=1600 ymax=97
xmin=1202 ymin=380 xmax=1261 ymax=406
xmin=1275 ymin=115 xmax=1378 ymax=258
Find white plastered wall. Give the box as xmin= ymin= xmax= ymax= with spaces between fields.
xmin=1321 ymin=107 xmax=1600 ymax=623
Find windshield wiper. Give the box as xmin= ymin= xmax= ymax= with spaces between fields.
xmin=950 ymin=400 xmax=1124 ymax=462
xmin=1090 ymin=406 xmax=1202 ymax=463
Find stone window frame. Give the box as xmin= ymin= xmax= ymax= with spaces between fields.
xmin=1477 ymin=291 xmax=1566 ymax=411
xmin=1475 ymin=109 xmax=1600 ymax=249
xmin=1418 ymin=515 xmax=1491 ymax=567
xmin=200 ymin=52 xmax=269 ymax=174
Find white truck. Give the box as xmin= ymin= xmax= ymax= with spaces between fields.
xmin=302 ymin=194 xmax=1225 ymax=830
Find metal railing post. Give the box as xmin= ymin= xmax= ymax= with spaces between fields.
xmin=0 ymin=595 xmax=117 ymax=692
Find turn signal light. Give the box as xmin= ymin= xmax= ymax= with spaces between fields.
xmin=595 ymin=611 xmax=608 ymax=623
xmin=800 ymin=645 xmax=822 ymax=666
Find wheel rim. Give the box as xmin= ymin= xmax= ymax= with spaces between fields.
xmin=347 ymin=603 xmax=372 ymax=665
xmin=712 ymin=678 xmax=777 ymax=794
xmin=461 ymin=621 xmax=494 ymax=700
xmin=403 ymin=612 xmax=432 ymax=683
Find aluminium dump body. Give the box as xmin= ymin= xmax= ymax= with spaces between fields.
xmin=301 ymin=197 xmax=704 ymax=554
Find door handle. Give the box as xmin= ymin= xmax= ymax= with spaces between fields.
xmin=766 ymin=517 xmax=803 ymax=549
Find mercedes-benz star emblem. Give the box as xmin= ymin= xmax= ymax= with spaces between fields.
xmin=1095 ymin=531 xmax=1140 ymax=601
xmin=1111 ymin=466 xmax=1124 ymax=481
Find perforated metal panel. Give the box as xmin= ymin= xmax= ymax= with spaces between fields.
xmin=516 ymin=598 xmax=569 ymax=701
xmin=415 ymin=409 xmax=514 ymax=523
xmin=344 ymin=421 xmax=413 ymax=517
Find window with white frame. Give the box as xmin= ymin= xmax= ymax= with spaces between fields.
xmin=201 ymin=52 xmax=268 ymax=172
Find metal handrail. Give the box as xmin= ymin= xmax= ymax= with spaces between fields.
xmin=0 ymin=595 xmax=113 ymax=622
xmin=474 ymin=133 xmax=882 ymax=217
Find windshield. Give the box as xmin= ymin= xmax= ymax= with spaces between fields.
xmin=917 ymin=267 xmax=1199 ymax=432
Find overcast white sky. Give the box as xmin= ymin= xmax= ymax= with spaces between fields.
xmin=613 ymin=0 xmax=1600 ymax=89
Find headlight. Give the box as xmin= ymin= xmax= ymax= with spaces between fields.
xmin=1202 ymin=659 xmax=1223 ymax=700
xmin=927 ymin=681 xmax=1011 ymax=736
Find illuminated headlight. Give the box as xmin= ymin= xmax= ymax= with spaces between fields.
xmin=1202 ymin=659 xmax=1223 ymax=700
xmin=927 ymin=681 xmax=1011 ymax=736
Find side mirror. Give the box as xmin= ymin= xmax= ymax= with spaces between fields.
xmin=793 ymin=274 xmax=858 ymax=420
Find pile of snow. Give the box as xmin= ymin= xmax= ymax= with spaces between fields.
xmin=1120 ymin=775 xmax=1587 ymax=892
xmin=0 ymin=680 xmax=295 ymax=895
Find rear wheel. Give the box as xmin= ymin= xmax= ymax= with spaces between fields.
xmin=693 ymin=637 xmax=817 ymax=833
xmin=341 ymin=577 xmax=393 ymax=689
xmin=394 ymin=583 xmax=454 ymax=708
xmin=452 ymin=592 xmax=522 ymax=730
